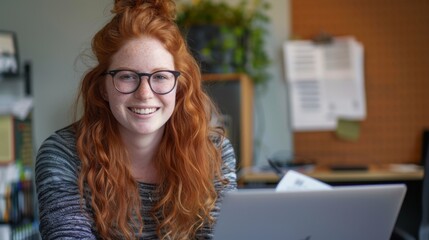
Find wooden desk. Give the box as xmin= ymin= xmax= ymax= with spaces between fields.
xmin=239 ymin=164 xmax=424 ymax=185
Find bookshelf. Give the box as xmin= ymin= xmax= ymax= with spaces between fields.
xmin=0 ymin=62 xmax=39 ymax=239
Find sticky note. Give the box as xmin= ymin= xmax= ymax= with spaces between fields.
xmin=336 ymin=119 xmax=361 ymax=141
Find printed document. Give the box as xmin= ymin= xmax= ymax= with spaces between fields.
xmin=283 ymin=36 xmax=366 ymax=131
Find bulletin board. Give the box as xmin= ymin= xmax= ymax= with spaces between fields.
xmin=291 ymin=0 xmax=429 ymax=165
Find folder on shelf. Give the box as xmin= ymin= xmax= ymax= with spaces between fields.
xmin=0 ymin=115 xmax=14 ymax=164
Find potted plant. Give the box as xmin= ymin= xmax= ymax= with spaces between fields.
xmin=176 ymin=0 xmax=271 ymax=85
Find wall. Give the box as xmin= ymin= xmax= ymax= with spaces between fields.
xmin=0 ymin=0 xmax=292 ymax=167
xmin=0 ymin=0 xmax=113 ymax=155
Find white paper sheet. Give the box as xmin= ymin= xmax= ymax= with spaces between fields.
xmin=283 ymin=37 xmax=366 ymax=131
xmin=0 ymin=95 xmax=33 ymax=120
xmin=276 ymin=170 xmax=332 ymax=192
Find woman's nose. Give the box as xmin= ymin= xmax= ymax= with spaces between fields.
xmin=134 ymin=77 xmax=153 ymax=98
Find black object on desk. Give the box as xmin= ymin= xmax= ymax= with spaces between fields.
xmin=329 ymin=164 xmax=369 ymax=172
xmin=267 ymin=159 xmax=315 ymax=177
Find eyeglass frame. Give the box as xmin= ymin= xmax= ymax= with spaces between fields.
xmin=104 ymin=69 xmax=180 ymax=95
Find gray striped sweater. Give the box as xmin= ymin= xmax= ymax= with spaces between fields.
xmin=35 ymin=126 xmax=237 ymax=239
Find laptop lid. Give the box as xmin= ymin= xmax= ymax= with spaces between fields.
xmin=213 ymin=184 xmax=406 ymax=240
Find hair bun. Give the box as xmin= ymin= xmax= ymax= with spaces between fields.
xmin=113 ymin=0 xmax=176 ymax=21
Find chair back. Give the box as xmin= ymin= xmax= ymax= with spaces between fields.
xmin=420 ymin=140 xmax=429 ymax=240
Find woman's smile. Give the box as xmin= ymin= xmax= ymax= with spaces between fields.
xmin=129 ymin=107 xmax=159 ymax=115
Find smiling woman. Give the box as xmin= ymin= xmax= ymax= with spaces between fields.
xmin=34 ymin=0 xmax=237 ymax=239
xmin=104 ymin=36 xmax=178 ymax=139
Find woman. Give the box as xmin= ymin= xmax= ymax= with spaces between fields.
xmin=35 ymin=0 xmax=237 ymax=239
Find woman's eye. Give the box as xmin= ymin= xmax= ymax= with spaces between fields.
xmin=118 ymin=72 xmax=138 ymax=81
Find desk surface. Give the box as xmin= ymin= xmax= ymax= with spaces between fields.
xmin=239 ymin=164 xmax=424 ymax=184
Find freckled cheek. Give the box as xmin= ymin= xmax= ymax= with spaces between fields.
xmin=109 ymin=102 xmax=130 ymax=125
xmin=105 ymin=92 xmax=130 ymax=116
xmin=163 ymin=93 xmax=177 ymax=114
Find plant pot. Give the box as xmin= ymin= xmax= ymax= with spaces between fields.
xmin=185 ymin=25 xmax=247 ymax=74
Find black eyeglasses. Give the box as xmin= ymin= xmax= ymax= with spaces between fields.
xmin=105 ymin=69 xmax=180 ymax=95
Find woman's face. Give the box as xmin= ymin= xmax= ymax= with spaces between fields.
xmin=105 ymin=36 xmax=177 ymax=139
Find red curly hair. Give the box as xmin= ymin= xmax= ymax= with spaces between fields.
xmin=74 ymin=0 xmax=225 ymax=239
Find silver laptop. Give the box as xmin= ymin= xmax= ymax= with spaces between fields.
xmin=213 ymin=184 xmax=406 ymax=240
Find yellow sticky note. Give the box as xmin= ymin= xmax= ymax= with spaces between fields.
xmin=336 ymin=119 xmax=361 ymax=141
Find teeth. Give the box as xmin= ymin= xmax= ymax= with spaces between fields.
xmin=131 ymin=108 xmax=157 ymax=115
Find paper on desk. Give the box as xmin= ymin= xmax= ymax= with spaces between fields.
xmin=276 ymin=170 xmax=332 ymax=192
xmin=389 ymin=164 xmax=423 ymax=173
xmin=283 ymin=36 xmax=366 ymax=131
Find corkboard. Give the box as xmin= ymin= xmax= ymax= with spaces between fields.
xmin=291 ymin=0 xmax=429 ymax=165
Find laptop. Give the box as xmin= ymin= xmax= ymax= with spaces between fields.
xmin=213 ymin=184 xmax=406 ymax=240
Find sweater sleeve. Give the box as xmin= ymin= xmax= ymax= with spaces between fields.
xmin=197 ymin=137 xmax=238 ymax=239
xmin=218 ymin=137 xmax=238 ymax=192
xmin=35 ymin=129 xmax=97 ymax=239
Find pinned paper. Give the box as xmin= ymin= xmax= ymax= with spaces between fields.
xmin=283 ymin=36 xmax=366 ymax=131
